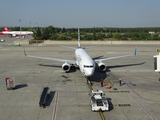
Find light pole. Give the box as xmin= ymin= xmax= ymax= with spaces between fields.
xmin=30 ymin=21 xmax=31 ymax=31
xmin=30 ymin=21 xmax=32 ymax=37
xmin=19 ymin=19 xmax=21 ymax=38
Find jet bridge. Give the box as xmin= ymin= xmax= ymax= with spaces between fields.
xmin=154 ymin=48 xmax=160 ymax=72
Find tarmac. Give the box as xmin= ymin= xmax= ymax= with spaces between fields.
xmin=0 ymin=36 xmax=160 ymax=120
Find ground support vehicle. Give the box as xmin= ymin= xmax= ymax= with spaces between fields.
xmin=90 ymin=90 xmax=109 ymax=111
xmin=0 ymin=39 xmax=5 ymax=42
xmin=5 ymin=77 xmax=15 ymax=90
xmin=39 ymin=87 xmax=50 ymax=108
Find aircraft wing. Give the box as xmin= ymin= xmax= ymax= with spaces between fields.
xmin=94 ymin=48 xmax=137 ymax=62
xmin=23 ymin=48 xmax=76 ymax=64
xmin=61 ymin=46 xmax=94 ymax=50
xmin=60 ymin=46 xmax=77 ymax=49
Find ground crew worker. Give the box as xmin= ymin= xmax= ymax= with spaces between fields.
xmin=100 ymin=79 xmax=104 ymax=87
xmin=5 ymin=78 xmax=9 ymax=86
xmin=119 ymin=77 xmax=122 ymax=86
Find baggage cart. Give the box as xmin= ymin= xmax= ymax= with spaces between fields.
xmin=5 ymin=77 xmax=15 ymax=90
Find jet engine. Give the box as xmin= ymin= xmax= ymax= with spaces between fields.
xmin=62 ymin=63 xmax=71 ymax=72
xmin=11 ymin=34 xmax=16 ymax=37
xmin=98 ymin=62 xmax=106 ymax=72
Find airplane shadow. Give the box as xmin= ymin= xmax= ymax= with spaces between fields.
xmin=45 ymin=91 xmax=56 ymax=107
xmin=90 ymin=68 xmax=107 ymax=82
xmin=90 ymin=62 xmax=145 ymax=82
xmin=39 ymin=64 xmax=77 ymax=73
xmin=14 ymin=84 xmax=28 ymax=90
xmin=107 ymin=62 xmax=145 ymax=70
xmin=39 ymin=64 xmax=61 ymax=68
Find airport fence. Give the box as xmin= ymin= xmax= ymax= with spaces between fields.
xmin=14 ymin=40 xmax=160 ymax=46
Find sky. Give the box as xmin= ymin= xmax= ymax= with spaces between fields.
xmin=0 ymin=0 xmax=160 ymax=28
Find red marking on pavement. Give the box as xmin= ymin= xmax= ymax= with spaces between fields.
xmin=52 ymin=92 xmax=59 ymax=120
xmin=123 ymin=80 xmax=157 ymax=102
xmin=129 ymin=92 xmax=157 ymax=120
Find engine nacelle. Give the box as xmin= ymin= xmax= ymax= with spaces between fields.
xmin=12 ymin=34 xmax=16 ymax=37
xmin=98 ymin=62 xmax=106 ymax=72
xmin=62 ymin=63 xmax=71 ymax=72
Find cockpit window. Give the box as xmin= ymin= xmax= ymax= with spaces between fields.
xmin=84 ymin=65 xmax=93 ymax=68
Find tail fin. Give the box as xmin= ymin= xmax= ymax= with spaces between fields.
xmin=78 ymin=27 xmax=81 ymax=48
xmin=4 ymin=26 xmax=11 ymax=31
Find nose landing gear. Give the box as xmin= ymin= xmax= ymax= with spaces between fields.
xmin=85 ymin=76 xmax=90 ymax=84
xmin=85 ymin=76 xmax=93 ymax=85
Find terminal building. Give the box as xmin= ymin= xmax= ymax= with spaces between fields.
xmin=154 ymin=48 xmax=160 ymax=72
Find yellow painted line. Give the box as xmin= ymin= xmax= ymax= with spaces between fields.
xmin=120 ymin=91 xmax=130 ymax=93
xmin=112 ymin=104 xmax=131 ymax=107
xmin=87 ymin=84 xmax=93 ymax=91
xmin=87 ymin=83 xmax=106 ymax=120
xmin=76 ymin=91 xmax=89 ymax=93
xmin=75 ymin=83 xmax=88 ymax=86
xmin=109 ymin=91 xmax=119 ymax=93
xmin=113 ymin=104 xmax=118 ymax=106
xmin=108 ymin=91 xmax=130 ymax=93
xmin=78 ymin=105 xmax=90 ymax=107
xmin=118 ymin=104 xmax=131 ymax=107
xmin=99 ymin=111 xmax=106 ymax=120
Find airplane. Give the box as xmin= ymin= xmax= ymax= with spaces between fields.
xmin=24 ymin=28 xmax=137 ymax=80
xmin=0 ymin=26 xmax=33 ymax=37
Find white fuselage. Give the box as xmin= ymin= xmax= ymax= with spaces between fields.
xmin=1 ymin=31 xmax=33 ymax=36
xmin=75 ymin=48 xmax=95 ymax=77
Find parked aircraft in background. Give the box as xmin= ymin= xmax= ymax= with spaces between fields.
xmin=0 ymin=26 xmax=33 ymax=37
xmin=24 ymin=28 xmax=137 ymax=80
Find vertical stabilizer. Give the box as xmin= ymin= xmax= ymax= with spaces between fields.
xmin=78 ymin=27 xmax=81 ymax=48
xmin=4 ymin=26 xmax=11 ymax=32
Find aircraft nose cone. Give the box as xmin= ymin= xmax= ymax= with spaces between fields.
xmin=85 ymin=69 xmax=94 ymax=76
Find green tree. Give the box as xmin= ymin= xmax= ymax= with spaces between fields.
xmin=93 ymin=27 xmax=96 ymax=40
xmin=113 ymin=33 xmax=121 ymax=40
xmin=106 ymin=33 xmax=113 ymax=38
xmin=62 ymin=28 xmax=66 ymax=33
xmin=35 ymin=27 xmax=42 ymax=40
xmin=42 ymin=28 xmax=49 ymax=40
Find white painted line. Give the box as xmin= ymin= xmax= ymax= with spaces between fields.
xmin=8 ymin=43 xmax=14 ymax=45
xmin=1 ymin=49 xmax=9 ymax=51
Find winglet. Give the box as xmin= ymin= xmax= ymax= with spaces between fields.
xmin=134 ymin=47 xmax=137 ymax=56
xmin=78 ymin=27 xmax=81 ymax=48
xmin=23 ymin=47 xmax=27 ymax=56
